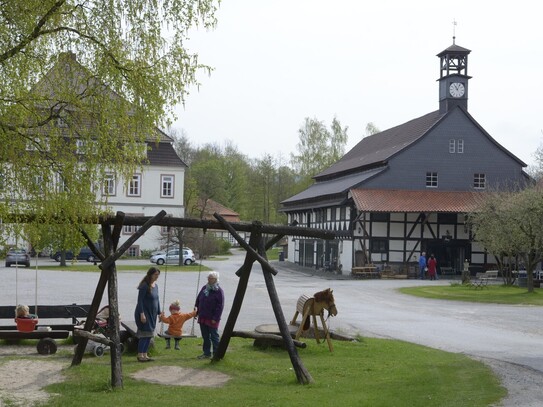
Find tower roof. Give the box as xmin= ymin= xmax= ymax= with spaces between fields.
xmin=437 ymin=43 xmax=471 ymax=57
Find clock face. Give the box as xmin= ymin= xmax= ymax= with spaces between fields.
xmin=449 ymin=82 xmax=465 ymax=98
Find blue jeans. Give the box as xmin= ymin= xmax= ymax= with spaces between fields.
xmin=199 ymin=323 xmax=219 ymax=356
xmin=420 ymin=267 xmax=425 ymax=279
xmin=138 ymin=337 xmax=152 ymax=353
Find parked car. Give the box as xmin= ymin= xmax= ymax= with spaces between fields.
xmin=51 ymin=247 xmax=97 ymax=263
xmin=150 ymin=248 xmax=195 ymax=265
xmin=5 ymin=248 xmax=31 ymax=268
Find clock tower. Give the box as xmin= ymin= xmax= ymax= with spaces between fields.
xmin=437 ymin=39 xmax=471 ymax=113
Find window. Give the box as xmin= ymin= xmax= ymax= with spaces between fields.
xmin=449 ymin=139 xmax=464 ymax=153
xmin=339 ymin=207 xmax=346 ymax=221
xmin=128 ymin=174 xmax=141 ymax=197
xmin=76 ymin=139 xmax=85 ymax=154
xmin=123 ymin=224 xmax=138 ymax=234
xmin=103 ymin=173 xmax=116 ymax=196
xmin=55 ymin=173 xmax=67 ymax=192
xmin=426 ymin=172 xmax=438 ymax=188
xmin=123 ymin=213 xmax=143 ymax=234
xmin=457 ymin=139 xmax=464 ymax=153
xmin=370 ymin=238 xmax=388 ymax=253
xmin=474 ymin=173 xmax=486 ymax=189
xmin=127 ymin=246 xmax=139 ymax=257
xmin=449 ymin=139 xmax=455 ymax=153
xmin=161 ymin=175 xmax=174 ymax=198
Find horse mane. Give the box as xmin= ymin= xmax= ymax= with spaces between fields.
xmin=313 ymin=288 xmax=333 ymax=303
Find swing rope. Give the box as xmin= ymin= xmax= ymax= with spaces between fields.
xmin=159 ymin=227 xmax=206 ymax=337
xmin=159 ymin=227 xmax=171 ymax=336
xmin=190 ymin=229 xmax=207 ymax=337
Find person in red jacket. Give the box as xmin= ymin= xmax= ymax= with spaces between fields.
xmin=427 ymin=254 xmax=438 ymax=281
xmin=159 ymin=300 xmax=197 ymax=350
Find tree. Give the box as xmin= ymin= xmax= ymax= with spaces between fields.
xmin=364 ymin=122 xmax=381 ymax=137
xmin=290 ymin=116 xmax=349 ymax=185
xmin=0 ymin=0 xmax=218 ymax=247
xmin=470 ymin=187 xmax=543 ymax=292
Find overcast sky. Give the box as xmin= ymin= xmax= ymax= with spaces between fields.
xmin=173 ymin=0 xmax=542 ymax=168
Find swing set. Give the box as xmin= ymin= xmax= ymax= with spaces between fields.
xmin=0 ymin=253 xmax=90 ymax=354
xmin=1 ymin=210 xmax=335 ymax=386
xmin=156 ymin=227 xmax=204 ymax=342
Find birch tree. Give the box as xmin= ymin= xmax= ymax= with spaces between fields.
xmin=0 ymin=0 xmax=218 ymax=246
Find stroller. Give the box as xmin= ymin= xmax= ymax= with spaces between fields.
xmin=83 ymin=306 xmax=130 ymax=356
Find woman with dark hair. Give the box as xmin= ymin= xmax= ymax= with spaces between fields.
xmin=134 ymin=267 xmax=161 ymax=362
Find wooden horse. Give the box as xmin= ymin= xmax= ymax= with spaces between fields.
xmin=290 ymin=288 xmax=338 ymax=351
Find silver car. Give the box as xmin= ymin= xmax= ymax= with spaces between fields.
xmin=5 ymin=248 xmax=31 ymax=268
xmin=150 ymin=248 xmax=195 ymax=265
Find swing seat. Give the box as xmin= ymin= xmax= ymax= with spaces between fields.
xmin=16 ymin=316 xmax=39 ymax=332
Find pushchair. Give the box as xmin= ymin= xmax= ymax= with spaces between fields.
xmin=82 ymin=305 xmax=130 ymax=356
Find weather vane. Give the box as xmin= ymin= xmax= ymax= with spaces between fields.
xmin=452 ymin=19 xmax=457 ymax=44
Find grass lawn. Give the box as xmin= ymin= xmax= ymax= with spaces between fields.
xmin=8 ymin=337 xmax=505 ymax=407
xmin=399 ymin=284 xmax=543 ymax=305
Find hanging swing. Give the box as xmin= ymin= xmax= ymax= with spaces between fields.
xmin=158 ymin=227 xmax=207 ymax=339
xmin=15 ymin=248 xmax=39 ymax=332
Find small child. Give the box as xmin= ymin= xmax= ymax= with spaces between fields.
xmin=15 ymin=304 xmax=33 ymax=319
xmin=159 ymin=300 xmax=197 ymax=350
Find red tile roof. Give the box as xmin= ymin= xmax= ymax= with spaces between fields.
xmin=350 ymin=189 xmax=486 ymax=213
xmin=197 ymin=198 xmax=240 ymax=221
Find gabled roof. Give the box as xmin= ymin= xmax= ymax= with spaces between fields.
xmin=315 ymin=110 xmax=446 ymax=180
xmin=350 ymin=189 xmax=484 ymax=213
xmin=32 ymin=52 xmax=173 ymax=143
xmin=147 ymin=141 xmax=187 ymax=167
xmin=196 ymin=198 xmax=240 ymax=221
xmin=282 ymin=167 xmax=386 ymax=204
xmin=315 ymin=105 xmax=527 ymax=182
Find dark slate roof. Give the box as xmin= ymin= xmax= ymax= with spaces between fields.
xmin=282 ymin=167 xmax=386 ymax=204
xmin=350 ymin=189 xmax=484 ymax=213
xmin=436 ymin=43 xmax=471 ymax=57
xmin=315 ymin=110 xmax=446 ymax=180
xmin=147 ymin=141 xmax=187 ymax=167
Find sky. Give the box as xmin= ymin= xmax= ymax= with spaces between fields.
xmin=173 ymin=0 xmax=543 ymax=168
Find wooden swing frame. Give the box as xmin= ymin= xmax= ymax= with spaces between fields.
xmin=7 ymin=211 xmax=335 ymax=387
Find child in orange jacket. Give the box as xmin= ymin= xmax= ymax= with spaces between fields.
xmin=159 ymin=300 xmax=197 ymax=350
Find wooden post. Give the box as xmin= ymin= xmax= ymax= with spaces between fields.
xmin=104 ymin=225 xmax=123 ymax=388
xmin=258 ymin=237 xmax=314 ymax=384
xmin=213 ymin=214 xmax=314 ymax=384
xmin=214 ymin=230 xmax=261 ymax=360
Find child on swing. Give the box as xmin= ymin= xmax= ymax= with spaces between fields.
xmin=159 ymin=300 xmax=197 ymax=350
xmin=15 ymin=304 xmax=36 ymax=319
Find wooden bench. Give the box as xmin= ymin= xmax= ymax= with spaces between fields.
xmin=0 ymin=304 xmax=90 ymax=354
xmin=351 ymin=266 xmax=380 ymax=279
xmin=440 ymin=267 xmax=455 ymax=276
xmin=470 ymin=270 xmax=498 ymax=289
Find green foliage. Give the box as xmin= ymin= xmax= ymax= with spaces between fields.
xmin=290 ymin=116 xmax=349 ymax=183
xmin=217 ymin=239 xmax=232 ymax=256
xmin=38 ymin=337 xmax=503 ymax=407
xmin=469 ymin=186 xmax=543 ymax=292
xmin=0 ymin=0 xmax=218 ymax=244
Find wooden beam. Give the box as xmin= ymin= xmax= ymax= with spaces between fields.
xmin=231 ymin=330 xmax=307 ymax=348
xmin=99 ymin=210 xmax=167 ymax=271
xmin=1 ymin=213 xmax=336 ymax=240
xmin=73 ymin=329 xmax=113 ymax=346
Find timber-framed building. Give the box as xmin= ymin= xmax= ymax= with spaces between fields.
xmin=281 ymin=41 xmax=530 ymax=276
